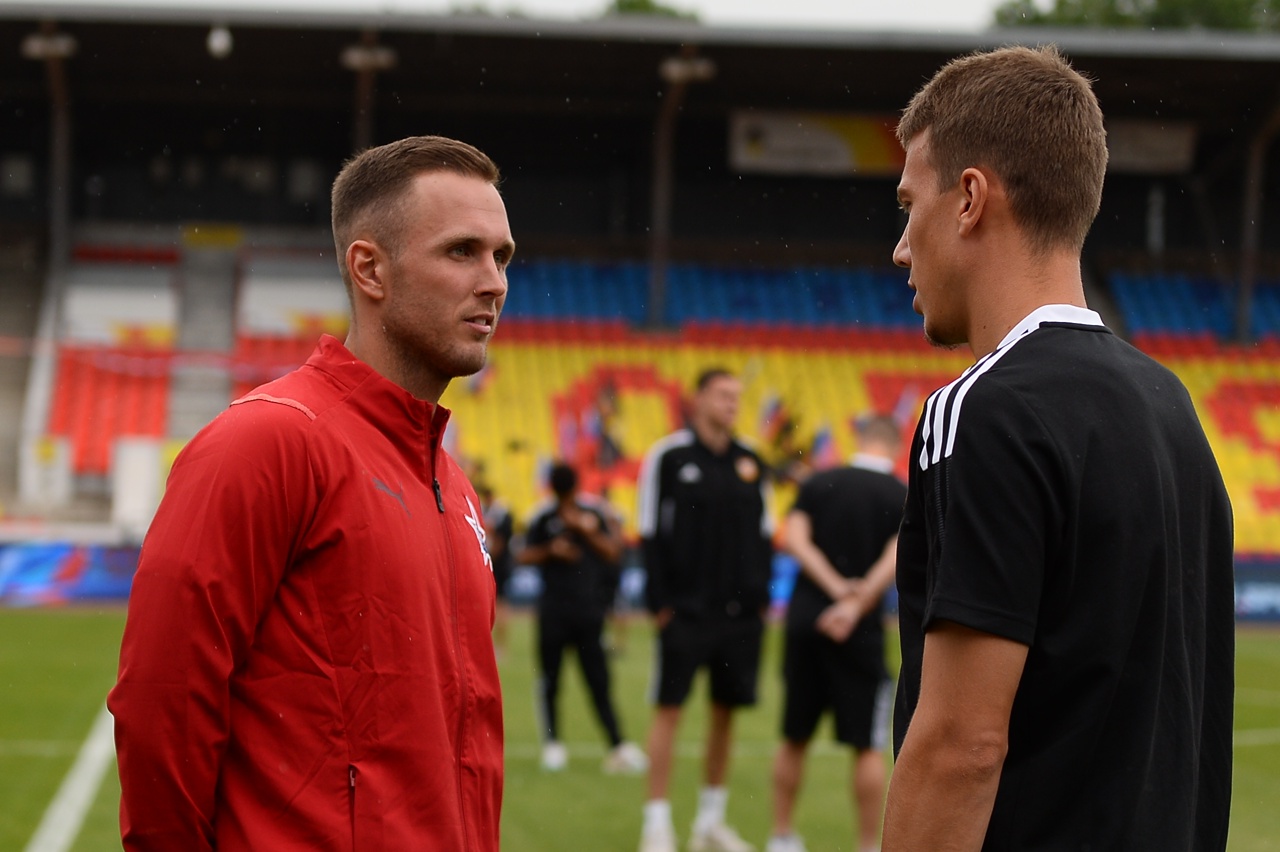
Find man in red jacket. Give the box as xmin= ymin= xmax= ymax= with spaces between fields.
xmin=109 ymin=135 xmax=514 ymax=851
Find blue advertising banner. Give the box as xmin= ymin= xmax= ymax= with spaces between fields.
xmin=0 ymin=543 xmax=138 ymax=606
xmin=1236 ymin=555 xmax=1280 ymax=623
xmin=2 ymin=543 xmax=1277 ymax=624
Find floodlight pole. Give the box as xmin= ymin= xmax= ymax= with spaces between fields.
xmin=1235 ymin=99 xmax=1280 ymax=344
xmin=342 ymin=31 xmax=397 ymax=153
xmin=647 ymin=47 xmax=715 ymax=329
xmin=18 ymin=21 xmax=77 ymax=508
xmin=23 ymin=21 xmax=76 ymax=280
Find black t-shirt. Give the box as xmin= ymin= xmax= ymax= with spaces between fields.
xmin=482 ymin=500 xmax=514 ymax=587
xmin=637 ymin=429 xmax=773 ymax=618
xmin=895 ymin=306 xmax=1235 ymax=851
xmin=786 ymin=461 xmax=906 ymax=643
xmin=525 ymin=498 xmax=619 ymax=617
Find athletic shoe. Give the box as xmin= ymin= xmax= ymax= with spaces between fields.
xmin=764 ymin=834 xmax=807 ymax=852
xmin=540 ymin=741 xmax=567 ymax=771
xmin=603 ymin=741 xmax=649 ymax=775
xmin=689 ymin=822 xmax=756 ymax=852
xmin=639 ymin=822 xmax=678 ymax=852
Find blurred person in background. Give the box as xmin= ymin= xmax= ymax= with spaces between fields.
xmin=519 ymin=461 xmax=648 ymax=775
xmin=766 ymin=414 xmax=906 ymax=852
xmin=886 ymin=46 xmax=1234 ymax=851
xmin=109 ymin=135 xmax=512 ymax=851
xmin=478 ymin=480 xmax=516 ymax=657
xmin=636 ymin=368 xmax=774 ymax=852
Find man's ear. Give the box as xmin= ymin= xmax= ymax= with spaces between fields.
xmin=346 ymin=239 xmax=387 ymax=303
xmin=957 ymin=167 xmax=989 ymax=237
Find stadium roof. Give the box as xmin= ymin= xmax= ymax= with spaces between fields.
xmin=3 ymin=1 xmax=1279 ymax=280
xmin=5 ymin=4 xmax=1280 ymax=131
xmin=5 ymin=1 xmax=1280 ymax=61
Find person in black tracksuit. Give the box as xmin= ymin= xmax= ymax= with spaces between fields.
xmin=636 ymin=368 xmax=774 ymax=852
xmin=520 ymin=462 xmax=646 ymax=775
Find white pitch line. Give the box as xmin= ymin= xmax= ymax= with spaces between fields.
xmin=1234 ymin=728 xmax=1280 ymax=748
xmin=1235 ymin=688 xmax=1280 ymax=708
xmin=24 ymin=704 xmax=115 ymax=852
xmin=0 ymin=741 xmax=80 ymax=758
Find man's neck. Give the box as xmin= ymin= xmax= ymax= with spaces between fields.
xmin=693 ymin=420 xmax=732 ymax=454
xmin=344 ymin=328 xmax=446 ymax=403
xmin=966 ymin=250 xmax=1087 ymax=359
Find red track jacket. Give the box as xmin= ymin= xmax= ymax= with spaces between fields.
xmin=109 ymin=336 xmax=503 ymax=851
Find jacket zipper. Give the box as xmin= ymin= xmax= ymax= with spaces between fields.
xmin=348 ymin=764 xmax=357 ymax=851
xmin=431 ymin=436 xmax=472 ymax=850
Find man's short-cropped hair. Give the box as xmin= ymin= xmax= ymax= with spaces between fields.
xmin=330 ymin=135 xmax=501 ymax=292
xmin=695 ymin=367 xmax=736 ymax=393
xmin=897 ymin=44 xmax=1108 ymax=253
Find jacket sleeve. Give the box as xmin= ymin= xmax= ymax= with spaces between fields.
xmin=107 ymin=402 xmax=314 ymax=851
xmin=636 ymin=443 xmax=671 ymax=614
xmin=750 ymin=458 xmax=776 ymax=610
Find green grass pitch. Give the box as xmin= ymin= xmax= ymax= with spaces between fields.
xmin=1 ymin=608 xmax=1278 ymax=850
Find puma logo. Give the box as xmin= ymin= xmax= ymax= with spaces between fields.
xmin=372 ymin=477 xmax=410 ymax=516
xmin=464 ymin=496 xmax=493 ymax=572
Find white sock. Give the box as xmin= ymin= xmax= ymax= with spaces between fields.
xmin=644 ymin=799 xmax=673 ymax=833
xmin=694 ymin=786 xmax=728 ymax=831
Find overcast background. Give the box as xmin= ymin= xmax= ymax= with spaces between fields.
xmin=3 ymin=0 xmax=1008 ymax=32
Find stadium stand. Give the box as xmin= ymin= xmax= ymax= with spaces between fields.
xmin=1111 ymin=271 xmax=1280 ymax=340
xmin=3 ymin=6 xmax=1278 ymax=624
xmin=33 ymin=249 xmax=1279 ymax=555
xmin=27 ymin=247 xmax=1280 ymax=560
xmin=232 ymin=252 xmax=349 ymax=398
xmin=46 ymin=249 xmax=178 ymax=478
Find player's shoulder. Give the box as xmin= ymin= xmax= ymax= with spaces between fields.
xmin=645 ymin=428 xmax=696 ymax=462
xmin=801 ymin=466 xmax=852 ymax=491
xmin=525 ymin=498 xmax=558 ymax=529
xmin=229 ymin=363 xmax=347 ymax=427
xmin=730 ymin=434 xmax=766 ymax=462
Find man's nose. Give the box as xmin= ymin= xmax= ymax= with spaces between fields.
xmin=892 ymin=231 xmax=911 ymax=269
xmin=476 ymin=258 xmax=508 ymax=297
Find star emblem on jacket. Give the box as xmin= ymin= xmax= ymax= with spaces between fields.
xmin=465 ymin=496 xmax=494 ymax=573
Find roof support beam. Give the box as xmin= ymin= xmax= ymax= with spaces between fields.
xmin=646 ymin=46 xmax=714 ymax=329
xmin=342 ymin=30 xmax=397 ymax=154
xmin=22 ymin=20 xmax=76 ymax=279
xmin=1235 ymin=98 xmax=1280 ymax=343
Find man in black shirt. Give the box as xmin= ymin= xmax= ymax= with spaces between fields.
xmin=885 ymin=46 xmax=1234 ymax=851
xmin=636 ymin=368 xmax=773 ymax=852
xmin=521 ymin=462 xmax=647 ymax=776
xmin=767 ymin=415 xmax=906 ymax=852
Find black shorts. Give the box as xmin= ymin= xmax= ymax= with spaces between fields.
xmin=491 ymin=558 xmax=512 ymax=602
xmin=781 ymin=627 xmax=892 ymax=750
xmin=653 ymin=614 xmax=764 ymax=708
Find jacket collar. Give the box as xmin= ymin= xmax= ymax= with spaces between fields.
xmin=307 ymin=334 xmax=452 ymax=441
